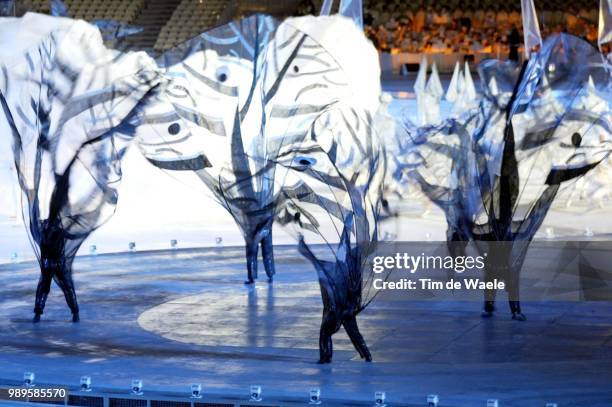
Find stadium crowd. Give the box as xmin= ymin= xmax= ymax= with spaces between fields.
xmin=363 ymin=0 xmax=600 ymax=59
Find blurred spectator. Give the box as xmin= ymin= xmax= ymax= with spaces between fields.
xmin=361 ymin=0 xmax=600 ymax=59
xmin=508 ymin=26 xmax=520 ymax=62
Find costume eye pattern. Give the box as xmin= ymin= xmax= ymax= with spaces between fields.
xmin=168 ymin=122 xmax=181 ymax=135
xmin=216 ymin=66 xmax=229 ymax=83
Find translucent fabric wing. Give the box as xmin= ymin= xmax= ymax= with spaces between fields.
xmin=272 ymin=15 xmax=385 ymax=363
xmin=135 ymin=14 xmax=381 ymax=289
xmin=394 ymin=33 xmax=611 ymax=319
xmin=0 ymin=13 xmax=161 ymax=322
xmin=320 ymin=0 xmax=333 ymax=15
xmin=135 ymin=14 xmax=281 ymax=283
xmin=276 ymin=104 xmax=386 ymax=364
xmin=599 ymin=0 xmax=612 ymax=53
xmin=521 ymin=0 xmax=542 ymax=58
xmin=136 ymin=13 xmax=387 ymax=363
xmin=339 ymin=0 xmax=363 ymax=29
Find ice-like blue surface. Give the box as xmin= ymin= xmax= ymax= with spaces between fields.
xmin=0 ymin=247 xmax=611 ymax=406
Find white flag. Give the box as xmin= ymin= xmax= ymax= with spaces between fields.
xmin=446 ymin=61 xmax=461 ymax=102
xmin=599 ymin=0 xmax=612 ymax=52
xmin=427 ymin=62 xmax=444 ymax=98
xmin=464 ymin=61 xmax=477 ymax=101
xmin=521 ymin=0 xmax=542 ymax=58
xmin=414 ymin=55 xmax=428 ymax=95
xmin=488 ymin=76 xmax=499 ymax=97
xmin=339 ymin=0 xmax=363 ymax=29
xmin=320 ymin=0 xmax=334 ymax=16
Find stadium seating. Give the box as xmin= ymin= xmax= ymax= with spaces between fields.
xmin=28 ymin=0 xmax=145 ymax=23
xmin=24 ymin=0 xmax=230 ymax=53
xmin=154 ymin=0 xmax=227 ymax=51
